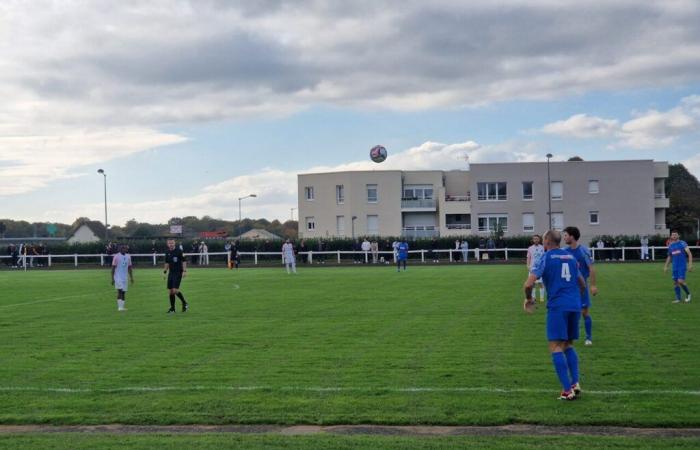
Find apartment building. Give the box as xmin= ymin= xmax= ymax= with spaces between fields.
xmin=297 ymin=160 xmax=669 ymax=241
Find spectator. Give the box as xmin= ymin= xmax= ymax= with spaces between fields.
xmin=370 ymin=239 xmax=379 ymax=264
xmin=392 ymin=240 xmax=399 ymax=264
xmin=430 ymin=237 xmax=439 ymax=263
xmin=353 ymin=239 xmax=362 ymax=264
xmin=299 ymin=239 xmax=308 ymax=264
xmin=487 ymin=237 xmax=496 ymax=260
xmin=454 ymin=239 xmax=461 ymax=262
xmin=460 ymin=239 xmax=469 ymax=263
xmin=317 ymin=239 xmax=325 ymax=263
xmin=361 ymin=238 xmax=371 ymax=263
xmin=640 ymin=236 xmax=650 ymax=261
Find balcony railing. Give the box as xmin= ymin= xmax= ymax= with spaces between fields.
xmin=402 ymin=226 xmax=438 ymax=238
xmin=401 ymin=198 xmax=436 ymax=208
xmin=655 ymin=193 xmax=666 ymax=199
xmin=655 ymin=223 xmax=667 ymax=230
xmin=446 ymin=224 xmax=471 ymax=230
xmin=445 ymin=193 xmax=471 ymax=201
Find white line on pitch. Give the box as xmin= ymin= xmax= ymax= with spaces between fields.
xmin=0 ymin=386 xmax=697 ymax=396
xmin=0 ymin=292 xmax=97 ymax=309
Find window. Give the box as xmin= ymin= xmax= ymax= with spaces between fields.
xmin=477 ymin=214 xmax=508 ymax=232
xmin=589 ymin=180 xmax=599 ymax=194
xmin=336 ymin=215 xmax=345 ymax=235
xmin=477 ymin=182 xmax=507 ymax=201
xmin=305 ymin=216 xmax=315 ymax=231
xmin=589 ymin=211 xmax=599 ymax=225
xmin=522 ymin=182 xmax=533 ymax=200
xmin=366 ymin=215 xmax=379 ymax=235
xmin=522 ymin=213 xmax=535 ymax=232
xmin=367 ymin=184 xmax=378 ymax=203
xmin=336 ymin=185 xmax=344 ymax=204
xmin=551 ymin=181 xmax=563 ymax=200
xmin=551 ymin=213 xmax=564 ymax=231
xmin=304 ymin=186 xmax=314 ymax=201
xmin=403 ymin=185 xmax=433 ymax=200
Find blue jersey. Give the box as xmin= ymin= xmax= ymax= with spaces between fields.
xmin=566 ymin=245 xmax=593 ymax=280
xmin=669 ymin=240 xmax=688 ymax=270
xmin=531 ymin=248 xmax=582 ymax=312
xmin=398 ymin=242 xmax=409 ymax=260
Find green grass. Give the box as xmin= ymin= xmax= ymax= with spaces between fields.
xmin=0 ymin=264 xmax=698 ymax=427
xmin=1 ymin=433 xmax=699 ymax=449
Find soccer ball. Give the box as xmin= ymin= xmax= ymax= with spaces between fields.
xmin=370 ymin=145 xmax=387 ymax=163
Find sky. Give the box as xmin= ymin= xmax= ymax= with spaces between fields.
xmin=2 ymin=0 xmax=700 ymax=226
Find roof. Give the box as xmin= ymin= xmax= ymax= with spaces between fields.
xmin=235 ymin=228 xmax=283 ymax=241
xmin=68 ymin=220 xmax=107 ymax=239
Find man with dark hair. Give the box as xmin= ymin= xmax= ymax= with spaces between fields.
xmin=111 ymin=244 xmax=134 ymax=312
xmin=664 ymin=230 xmax=693 ymax=303
xmin=527 ymin=235 xmax=546 ymax=303
xmin=164 ymin=239 xmax=188 ymax=314
xmin=563 ymin=226 xmax=599 ymax=346
xmin=524 ymin=230 xmax=586 ymax=400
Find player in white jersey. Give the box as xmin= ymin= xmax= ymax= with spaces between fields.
xmin=282 ymin=239 xmax=297 ymax=274
xmin=111 ymin=245 xmax=134 ymax=311
xmin=527 ymin=235 xmax=546 ymax=302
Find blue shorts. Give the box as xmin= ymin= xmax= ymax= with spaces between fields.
xmin=673 ymin=268 xmax=687 ymax=281
xmin=547 ymin=309 xmax=580 ymax=342
xmin=581 ymin=280 xmax=591 ymax=309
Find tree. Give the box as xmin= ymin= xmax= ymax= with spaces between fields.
xmin=666 ymin=164 xmax=700 ymax=237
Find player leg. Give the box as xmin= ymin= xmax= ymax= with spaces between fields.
xmin=547 ymin=310 xmax=575 ymax=400
xmin=291 ymin=258 xmax=297 ymax=274
xmin=679 ymin=277 xmax=691 ymax=302
xmin=564 ymin=311 xmax=581 ymax=396
xmin=581 ymin=282 xmax=592 ymax=344
xmin=673 ymin=276 xmax=682 ymax=303
xmin=167 ymin=274 xmax=177 ymax=313
xmin=397 ymin=258 xmax=401 ymax=272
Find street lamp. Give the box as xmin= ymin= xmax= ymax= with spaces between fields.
xmin=97 ymin=169 xmax=108 ymax=241
xmin=546 ymin=154 xmax=553 ymax=230
xmin=351 ymin=215 xmax=357 ymax=239
xmin=290 ymin=207 xmax=297 ymax=221
xmin=238 ymin=194 xmax=257 ymax=222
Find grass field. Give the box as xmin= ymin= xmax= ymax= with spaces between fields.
xmin=1 ymin=263 xmax=698 ymax=447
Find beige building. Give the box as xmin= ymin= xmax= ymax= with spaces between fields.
xmin=297 ymin=160 xmax=669 ymax=241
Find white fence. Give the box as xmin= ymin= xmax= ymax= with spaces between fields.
xmin=0 ymin=246 xmax=697 ymax=269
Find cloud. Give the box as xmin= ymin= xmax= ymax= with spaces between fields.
xmin=42 ymin=140 xmax=542 ymax=224
xmin=540 ymin=95 xmax=700 ymax=148
xmin=0 ymin=128 xmax=186 ymax=195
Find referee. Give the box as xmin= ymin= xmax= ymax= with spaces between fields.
xmin=164 ymin=239 xmax=189 ymax=314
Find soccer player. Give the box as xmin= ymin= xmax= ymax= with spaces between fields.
xmin=563 ymin=226 xmax=599 ymax=346
xmin=111 ymin=244 xmax=134 ymax=311
xmin=524 ymin=230 xmax=586 ymax=401
xmin=526 ymin=235 xmax=546 ymax=303
xmin=164 ymin=239 xmax=188 ymax=314
xmin=397 ymin=240 xmax=409 ymax=272
xmin=664 ymin=230 xmax=693 ymax=303
xmin=282 ymin=239 xmax=297 ymax=274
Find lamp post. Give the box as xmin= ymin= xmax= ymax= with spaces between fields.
xmin=238 ymin=194 xmax=257 ymax=222
xmin=351 ymin=216 xmax=357 ymax=239
xmin=291 ymin=207 xmax=297 ymax=221
xmin=97 ymin=169 xmax=108 ymax=241
xmin=546 ymin=154 xmax=553 ymax=230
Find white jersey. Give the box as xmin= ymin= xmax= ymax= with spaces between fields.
xmin=527 ymin=244 xmax=545 ymax=270
xmin=282 ymin=243 xmax=295 ymax=262
xmin=112 ymin=253 xmax=131 ymax=290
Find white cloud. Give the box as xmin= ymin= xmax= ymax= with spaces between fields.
xmin=41 ymin=140 xmax=542 ymax=224
xmin=540 ymin=95 xmax=700 ymax=148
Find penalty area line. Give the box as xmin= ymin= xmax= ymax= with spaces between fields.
xmin=0 ymin=385 xmax=698 ymax=396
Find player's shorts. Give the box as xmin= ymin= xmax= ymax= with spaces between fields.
xmin=114 ymin=278 xmax=128 ymax=291
xmin=673 ymin=267 xmax=687 ymax=281
xmin=580 ymin=280 xmax=591 ymax=309
xmin=167 ymin=272 xmax=183 ymax=289
xmin=546 ymin=309 xmax=580 ymax=342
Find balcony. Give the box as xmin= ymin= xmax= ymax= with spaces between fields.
xmin=402 ymin=226 xmax=438 ymax=238
xmin=654 ymin=193 xmax=670 ymax=208
xmin=401 ymin=198 xmax=437 ymax=211
xmin=445 ymin=192 xmax=471 ymax=202
xmin=446 ymin=224 xmax=471 ymax=230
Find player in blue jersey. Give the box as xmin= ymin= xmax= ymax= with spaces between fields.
xmin=397 ymin=240 xmax=409 ymax=272
xmin=524 ymin=230 xmax=586 ymax=401
xmin=664 ymin=230 xmax=693 ymax=303
xmin=563 ymin=226 xmax=599 ymax=346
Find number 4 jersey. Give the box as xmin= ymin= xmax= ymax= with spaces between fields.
xmin=530 ymin=248 xmax=582 ymax=312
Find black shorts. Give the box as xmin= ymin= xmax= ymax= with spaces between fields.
xmin=167 ymin=272 xmax=183 ymax=289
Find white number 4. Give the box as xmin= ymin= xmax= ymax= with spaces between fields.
xmin=561 ymin=263 xmax=572 ymax=282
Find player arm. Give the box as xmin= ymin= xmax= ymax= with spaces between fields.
xmin=686 ymin=247 xmax=694 ymax=271
xmin=588 ymin=264 xmax=598 ymax=295
xmin=163 ymin=262 xmax=169 ymax=274
xmin=664 ymin=254 xmax=671 ymax=272
xmin=110 ymin=265 xmax=116 ymax=284
xmin=523 ymin=273 xmax=538 ymax=300
xmin=526 ymin=252 xmax=531 ymax=269
xmin=577 ymin=274 xmax=586 ymax=297
xmin=182 ymin=259 xmax=187 ymax=275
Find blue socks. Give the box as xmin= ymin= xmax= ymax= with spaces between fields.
xmin=551 ymin=352 xmax=572 ymax=391
xmin=584 ymin=316 xmax=592 ymax=341
xmin=564 ymin=347 xmax=579 ymax=385
xmin=675 ymin=286 xmax=682 ymax=300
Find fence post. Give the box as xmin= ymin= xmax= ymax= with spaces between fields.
xmin=505 ymin=248 xmax=509 ymax=261
xmin=591 ymin=248 xmax=596 ymax=261
xmin=337 ymin=250 xmax=341 ymax=264
xmin=48 ymin=255 xmax=52 ymax=267
xmin=100 ymin=254 xmax=104 ymax=266
xmin=254 ymin=251 xmax=258 ymax=265
xmin=652 ymin=246 xmax=656 ymax=261
xmin=622 ymin=248 xmax=625 ymax=261
xmin=152 ymin=253 xmax=157 ymax=266
xmin=74 ymin=254 xmax=78 ymax=267
xmin=421 ymin=250 xmax=425 ymax=263
xmin=449 ymin=250 xmax=453 ymax=262
xmin=309 ymin=251 xmax=313 ymax=264
xmin=365 ymin=251 xmax=368 ymax=264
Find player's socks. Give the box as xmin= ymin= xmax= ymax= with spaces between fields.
xmin=674 ymin=286 xmax=682 ymax=300
xmin=539 ymin=288 xmax=545 ymax=302
xmin=681 ymin=285 xmax=690 ymax=296
xmin=584 ymin=316 xmax=592 ymax=341
xmin=564 ymin=347 xmax=579 ymax=385
xmin=176 ymin=292 xmax=187 ymax=305
xmin=551 ymin=352 xmax=572 ymax=391
xmin=169 ymin=294 xmax=176 ymax=310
